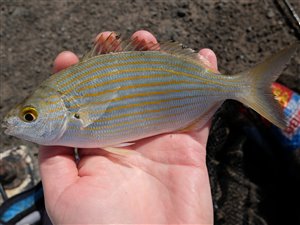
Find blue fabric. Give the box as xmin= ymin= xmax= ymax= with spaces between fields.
xmin=0 ymin=188 xmax=43 ymax=222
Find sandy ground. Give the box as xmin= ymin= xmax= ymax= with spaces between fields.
xmin=0 ymin=0 xmax=299 ymax=223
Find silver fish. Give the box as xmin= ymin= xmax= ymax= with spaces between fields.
xmin=2 ymin=37 xmax=299 ymax=153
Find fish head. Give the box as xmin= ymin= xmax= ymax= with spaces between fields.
xmin=2 ymin=85 xmax=68 ymax=145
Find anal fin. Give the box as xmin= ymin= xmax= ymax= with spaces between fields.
xmin=103 ymin=147 xmax=138 ymax=156
xmin=180 ymin=103 xmax=222 ymax=132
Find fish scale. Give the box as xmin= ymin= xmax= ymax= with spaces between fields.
xmin=2 ymin=38 xmax=299 ymax=152
xmin=62 ymin=53 xmax=231 ymax=146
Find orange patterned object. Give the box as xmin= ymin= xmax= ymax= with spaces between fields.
xmin=272 ymin=82 xmax=300 ymax=150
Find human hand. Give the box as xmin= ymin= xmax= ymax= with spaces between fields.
xmin=39 ymin=30 xmax=218 ymax=224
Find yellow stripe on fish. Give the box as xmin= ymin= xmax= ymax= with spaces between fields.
xmin=3 ymin=38 xmax=298 ymax=149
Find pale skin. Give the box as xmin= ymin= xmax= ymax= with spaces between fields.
xmin=39 ymin=30 xmax=218 ymax=224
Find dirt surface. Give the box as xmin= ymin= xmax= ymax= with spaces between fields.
xmin=0 ymin=0 xmax=299 ymax=223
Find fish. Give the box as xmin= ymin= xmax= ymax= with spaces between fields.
xmin=2 ymin=35 xmax=299 ymax=154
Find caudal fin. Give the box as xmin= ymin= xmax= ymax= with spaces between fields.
xmin=236 ymin=43 xmax=299 ymax=129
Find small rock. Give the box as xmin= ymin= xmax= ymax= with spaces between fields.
xmin=267 ymin=10 xmax=274 ymax=18
xmin=177 ymin=9 xmax=186 ymax=17
xmin=180 ymin=2 xmax=188 ymax=8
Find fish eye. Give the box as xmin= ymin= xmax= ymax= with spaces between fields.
xmin=20 ymin=107 xmax=38 ymax=122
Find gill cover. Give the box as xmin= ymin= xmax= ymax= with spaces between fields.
xmin=4 ymin=84 xmax=68 ymax=145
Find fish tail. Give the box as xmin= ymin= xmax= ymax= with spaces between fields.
xmin=234 ymin=43 xmax=299 ymax=129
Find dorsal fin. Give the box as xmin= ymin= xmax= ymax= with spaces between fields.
xmin=81 ymin=34 xmax=201 ymax=63
xmin=81 ymin=32 xmax=122 ymax=61
xmin=121 ymin=36 xmax=140 ymax=51
xmin=100 ymin=33 xmax=120 ymax=53
xmin=159 ymin=41 xmax=199 ymax=61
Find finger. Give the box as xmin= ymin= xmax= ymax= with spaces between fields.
xmin=76 ymin=148 xmax=111 ymax=175
xmin=39 ymin=146 xmax=78 ymax=200
xmin=94 ymin=31 xmax=122 ymax=53
xmin=186 ymin=121 xmax=211 ymax=148
xmin=53 ymin=51 xmax=79 ymax=73
xmin=131 ymin=30 xmax=158 ymax=50
xmin=198 ymin=48 xmax=219 ymax=73
xmin=94 ymin=30 xmax=159 ymax=54
xmin=94 ymin=31 xmax=118 ymax=44
xmin=78 ymin=148 xmax=108 ymax=158
xmin=187 ymin=49 xmax=218 ymax=142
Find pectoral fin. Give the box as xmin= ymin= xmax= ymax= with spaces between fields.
xmin=75 ymin=86 xmax=120 ymax=128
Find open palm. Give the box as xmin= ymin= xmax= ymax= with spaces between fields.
xmin=39 ymin=30 xmax=217 ymax=224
